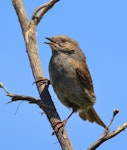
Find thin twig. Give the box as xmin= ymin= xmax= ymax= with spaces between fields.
xmin=31 ymin=0 xmax=60 ymax=24
xmin=32 ymin=4 xmax=47 ymax=19
xmin=0 ymin=82 xmax=10 ymax=94
xmin=107 ymin=109 xmax=119 ymax=129
xmin=14 ymin=101 xmax=24 ymax=115
xmin=88 ymin=110 xmax=127 ymax=150
xmin=7 ymin=93 xmax=40 ymax=103
xmin=6 ymin=93 xmax=54 ymax=111
xmin=106 ymin=122 xmax=127 ymax=139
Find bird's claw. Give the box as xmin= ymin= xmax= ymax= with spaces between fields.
xmin=52 ymin=120 xmax=67 ymax=135
xmin=33 ymin=77 xmax=50 ymax=86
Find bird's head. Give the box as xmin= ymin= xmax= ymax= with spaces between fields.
xmin=45 ymin=35 xmax=79 ymax=54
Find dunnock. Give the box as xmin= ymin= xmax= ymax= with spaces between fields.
xmin=45 ymin=35 xmax=106 ymax=128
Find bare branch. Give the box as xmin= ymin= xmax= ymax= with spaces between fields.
xmin=88 ymin=122 xmax=127 ymax=150
xmin=32 ymin=0 xmax=60 ymax=24
xmin=32 ymin=4 xmax=47 ymax=19
xmin=106 ymin=122 xmax=127 ymax=139
xmin=106 ymin=109 xmax=120 ymax=129
xmin=0 ymin=82 xmax=10 ymax=94
xmin=12 ymin=0 xmax=29 ymax=34
xmin=88 ymin=110 xmax=127 ymax=150
xmin=10 ymin=1 xmax=74 ymax=149
xmin=6 ymin=93 xmax=55 ymax=112
xmin=7 ymin=93 xmax=40 ymax=103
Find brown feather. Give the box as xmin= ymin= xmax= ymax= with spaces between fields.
xmin=70 ymin=59 xmax=94 ymax=91
xmin=79 ymin=107 xmax=106 ymax=128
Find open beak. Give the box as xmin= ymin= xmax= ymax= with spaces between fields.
xmin=44 ymin=37 xmax=58 ymax=49
xmin=44 ymin=37 xmax=54 ymax=44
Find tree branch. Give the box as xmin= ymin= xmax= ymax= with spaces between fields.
xmin=107 ymin=122 xmax=127 ymax=139
xmin=88 ymin=110 xmax=127 ymax=150
xmin=32 ymin=0 xmax=60 ymax=25
xmin=11 ymin=0 xmax=74 ymax=150
xmin=7 ymin=93 xmax=55 ymax=112
xmin=88 ymin=122 xmax=127 ymax=150
xmin=12 ymin=0 xmax=29 ymax=35
xmin=7 ymin=93 xmax=40 ymax=103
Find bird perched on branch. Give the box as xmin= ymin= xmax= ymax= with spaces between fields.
xmin=45 ymin=35 xmax=106 ymax=129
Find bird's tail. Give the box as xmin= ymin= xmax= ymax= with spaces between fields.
xmin=79 ymin=107 xmax=106 ymax=128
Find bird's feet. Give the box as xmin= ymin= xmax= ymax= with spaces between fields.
xmin=52 ymin=110 xmax=76 ymax=135
xmin=33 ymin=77 xmax=50 ymax=86
xmin=52 ymin=119 xmax=68 ymax=135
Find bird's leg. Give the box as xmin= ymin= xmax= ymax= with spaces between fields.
xmin=53 ymin=108 xmax=77 ymax=134
xmin=33 ymin=77 xmax=50 ymax=86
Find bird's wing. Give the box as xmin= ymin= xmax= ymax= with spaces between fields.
xmin=70 ymin=58 xmax=94 ymax=92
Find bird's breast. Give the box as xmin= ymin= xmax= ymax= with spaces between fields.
xmin=49 ymin=54 xmax=77 ymax=89
xmin=49 ymin=54 xmax=95 ymax=109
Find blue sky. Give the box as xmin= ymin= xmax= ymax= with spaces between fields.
xmin=1 ymin=0 xmax=127 ymax=149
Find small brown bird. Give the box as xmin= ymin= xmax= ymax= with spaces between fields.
xmin=45 ymin=35 xmax=106 ymax=128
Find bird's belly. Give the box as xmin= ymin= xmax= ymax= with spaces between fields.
xmin=50 ymin=68 xmax=95 ymax=110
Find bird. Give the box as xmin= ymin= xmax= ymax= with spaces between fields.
xmin=45 ymin=35 xmax=106 ymax=129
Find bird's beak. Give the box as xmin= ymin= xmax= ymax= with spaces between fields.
xmin=44 ymin=37 xmax=58 ymax=49
xmin=44 ymin=37 xmax=54 ymax=45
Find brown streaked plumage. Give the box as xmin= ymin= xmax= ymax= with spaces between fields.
xmin=45 ymin=35 xmax=106 ymax=128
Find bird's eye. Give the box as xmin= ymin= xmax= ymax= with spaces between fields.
xmin=61 ymin=39 xmax=66 ymax=43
